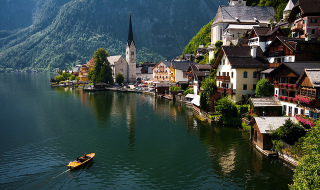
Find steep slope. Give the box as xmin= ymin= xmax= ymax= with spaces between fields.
xmin=0 ymin=0 xmax=223 ymax=71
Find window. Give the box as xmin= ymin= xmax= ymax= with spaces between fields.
xmin=289 ymin=57 xmax=292 ymax=62
xmin=243 ymin=84 xmax=247 ymax=90
xmin=312 ymin=29 xmax=316 ymax=34
xmin=223 ymin=60 xmax=225 ymax=65
xmin=283 ymin=105 xmax=287 ymax=111
xmin=218 ymin=71 xmax=221 ymax=76
xmin=131 ymin=51 xmax=134 ymax=55
xmin=231 ymin=72 xmax=234 ymax=78
xmin=303 ymin=20 xmax=305 ymax=24
xmin=243 ymin=71 xmax=247 ymax=78
xmin=253 ymin=71 xmax=257 ymax=78
xmin=289 ymin=106 xmax=292 ymax=113
xmin=311 ymin=18 xmax=318 ymax=23
xmin=299 ymin=30 xmax=305 ymax=36
xmin=253 ymin=84 xmax=256 ymax=90
xmin=295 ymin=108 xmax=298 ymax=115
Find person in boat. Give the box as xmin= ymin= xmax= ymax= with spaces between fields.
xmin=83 ymin=153 xmax=87 ymax=159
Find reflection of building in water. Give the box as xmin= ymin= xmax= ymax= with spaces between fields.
xmin=219 ymin=148 xmax=236 ymax=175
xmin=126 ymin=94 xmax=136 ymax=151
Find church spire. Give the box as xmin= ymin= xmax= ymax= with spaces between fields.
xmin=127 ymin=12 xmax=134 ymax=47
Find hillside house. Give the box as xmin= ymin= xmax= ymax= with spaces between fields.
xmin=288 ymin=0 xmax=320 ymax=40
xmin=213 ymin=46 xmax=269 ymax=102
xmin=263 ymin=36 xmax=320 ymax=67
xmin=209 ymin=0 xmax=275 ymax=60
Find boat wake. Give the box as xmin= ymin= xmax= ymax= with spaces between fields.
xmin=52 ymin=169 xmax=70 ymax=179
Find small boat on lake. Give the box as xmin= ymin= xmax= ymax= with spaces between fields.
xmin=67 ymin=153 xmax=95 ymax=169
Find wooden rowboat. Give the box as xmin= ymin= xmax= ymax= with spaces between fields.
xmin=67 ymin=153 xmax=95 ymax=169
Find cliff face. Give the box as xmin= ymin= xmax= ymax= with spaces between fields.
xmin=0 ymin=0 xmax=223 ymax=70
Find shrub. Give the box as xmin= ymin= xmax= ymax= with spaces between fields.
xmin=183 ymin=88 xmax=194 ymax=96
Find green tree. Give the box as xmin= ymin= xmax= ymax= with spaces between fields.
xmin=290 ymin=123 xmax=320 ymax=189
xmin=271 ymin=118 xmax=306 ymax=145
xmin=88 ymin=48 xmax=112 ymax=84
xmin=255 ymin=79 xmax=274 ymax=97
xmin=116 ymin=73 xmax=124 ymax=84
xmin=200 ymin=92 xmax=208 ymax=111
xmin=215 ymin=96 xmax=241 ymax=126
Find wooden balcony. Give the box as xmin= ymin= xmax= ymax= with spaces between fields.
xmin=270 ymin=63 xmax=280 ymax=68
xmin=269 ymin=51 xmax=284 ymax=57
xmin=277 ymin=83 xmax=298 ymax=90
xmin=217 ymin=87 xmax=235 ymax=95
xmin=291 ymin=24 xmax=303 ymax=32
xmin=216 ymin=76 xmax=230 ymax=82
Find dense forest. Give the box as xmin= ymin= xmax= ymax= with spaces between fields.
xmin=0 ymin=0 xmax=225 ymax=72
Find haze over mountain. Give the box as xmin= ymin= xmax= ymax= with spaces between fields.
xmin=0 ymin=0 xmax=225 ymax=71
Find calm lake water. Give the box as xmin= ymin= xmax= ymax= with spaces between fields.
xmin=0 ymin=73 xmax=293 ymax=189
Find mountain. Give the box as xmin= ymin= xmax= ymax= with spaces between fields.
xmin=0 ymin=0 xmax=225 ymax=71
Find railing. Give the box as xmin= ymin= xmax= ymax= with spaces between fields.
xmin=216 ymin=76 xmax=230 ymax=82
xmin=270 ymin=63 xmax=280 ymax=68
xmin=217 ymin=87 xmax=235 ymax=95
xmin=291 ymin=24 xmax=303 ymax=32
xmin=277 ymin=83 xmax=298 ymax=90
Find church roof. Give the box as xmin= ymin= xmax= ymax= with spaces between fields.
xmin=127 ymin=14 xmax=134 ymax=46
xmin=107 ymin=55 xmax=122 ymax=65
xmin=213 ymin=5 xmax=275 ymax=25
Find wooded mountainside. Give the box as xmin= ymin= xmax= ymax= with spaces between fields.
xmin=0 ymin=0 xmax=223 ymax=72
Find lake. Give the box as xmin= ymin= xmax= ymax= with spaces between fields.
xmin=0 ymin=73 xmax=293 ymax=189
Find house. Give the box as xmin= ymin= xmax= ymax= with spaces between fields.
xmin=196 ymin=45 xmax=208 ymax=57
xmin=136 ymin=67 xmax=153 ymax=81
xmin=295 ymin=68 xmax=320 ymax=119
xmin=187 ymin=63 xmax=212 ymax=94
xmin=209 ymin=0 xmax=275 ymax=60
xmin=107 ymin=55 xmax=128 ymax=83
xmin=263 ymin=36 xmax=320 ymax=67
xmin=250 ymin=97 xmax=282 ymax=116
xmin=288 ymin=0 xmax=320 ymax=39
xmin=72 ymin=64 xmax=82 ymax=74
xmin=213 ymin=46 xmax=269 ymax=102
xmin=251 ymin=117 xmax=296 ymax=150
xmin=269 ymin=62 xmax=320 ymax=116
xmin=152 ymin=61 xmax=195 ymax=83
xmin=248 ymin=26 xmax=286 ymax=52
xmin=79 ymin=59 xmax=95 ymax=82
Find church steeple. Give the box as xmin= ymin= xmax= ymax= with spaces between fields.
xmin=126 ymin=12 xmax=136 ymax=82
xmin=127 ymin=13 xmax=134 ymax=47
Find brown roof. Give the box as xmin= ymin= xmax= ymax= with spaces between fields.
xmin=297 ymin=69 xmax=320 ymax=88
xmin=250 ymin=97 xmax=282 ymax=107
xmin=294 ymin=0 xmax=320 ymax=14
xmin=219 ymin=46 xmax=269 ymax=68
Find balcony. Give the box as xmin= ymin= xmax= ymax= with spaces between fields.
xmin=277 ymin=83 xmax=298 ymax=90
xmin=269 ymin=51 xmax=284 ymax=57
xmin=217 ymin=87 xmax=235 ymax=95
xmin=291 ymin=24 xmax=303 ymax=32
xmin=216 ymin=76 xmax=230 ymax=82
xmin=270 ymin=63 xmax=280 ymax=68
xmin=249 ymin=37 xmax=259 ymax=46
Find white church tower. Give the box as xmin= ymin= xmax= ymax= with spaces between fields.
xmin=126 ymin=13 xmax=136 ymax=82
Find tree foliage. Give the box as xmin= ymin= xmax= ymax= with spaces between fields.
xmin=88 ymin=48 xmax=113 ymax=84
xmin=290 ymin=123 xmax=320 ymax=189
xmin=271 ymin=118 xmax=306 ymax=145
xmin=215 ymin=96 xmax=241 ymax=127
xmin=183 ymin=20 xmax=213 ymax=55
xmin=116 ymin=73 xmax=124 ymax=84
xmin=199 ymin=77 xmax=217 ymax=111
xmin=255 ymin=79 xmax=274 ymax=97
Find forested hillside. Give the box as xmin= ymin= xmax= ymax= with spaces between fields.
xmin=0 ymin=0 xmax=224 ymax=72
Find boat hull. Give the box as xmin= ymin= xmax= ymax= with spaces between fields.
xmin=67 ymin=153 xmax=95 ymax=169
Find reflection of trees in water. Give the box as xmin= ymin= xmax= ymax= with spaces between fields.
xmin=87 ymin=91 xmax=114 ymax=124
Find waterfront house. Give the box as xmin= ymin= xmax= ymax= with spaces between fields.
xmin=187 ymin=63 xmax=211 ymax=95
xmin=152 ymin=61 xmax=195 ymax=83
xmin=295 ymin=68 xmax=320 ymax=120
xmin=250 ymin=97 xmax=282 ymax=117
xmin=209 ymin=0 xmax=275 ymax=60
xmin=251 ymin=117 xmax=296 ymax=150
xmin=288 ymin=0 xmax=320 ymax=40
xmin=269 ymin=62 xmax=320 ymax=116
xmin=79 ymin=59 xmax=95 ymax=82
xmin=213 ymin=46 xmax=269 ymax=102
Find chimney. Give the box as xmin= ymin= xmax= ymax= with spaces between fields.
xmin=251 ymin=45 xmax=257 ymax=58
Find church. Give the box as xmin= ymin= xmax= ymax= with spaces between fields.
xmin=108 ymin=14 xmax=137 ymax=83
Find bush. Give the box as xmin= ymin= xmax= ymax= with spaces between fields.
xmin=54 ymin=75 xmax=65 ymax=82
xmin=215 ymin=97 xmax=241 ymax=127
xmin=183 ymin=88 xmax=194 ymax=96
xmin=271 ymin=118 xmax=306 ymax=145
xmin=169 ymin=86 xmax=181 ymax=92
xmin=242 ymin=122 xmax=251 ymax=133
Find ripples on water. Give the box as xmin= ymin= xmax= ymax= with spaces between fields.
xmin=0 ymin=73 xmax=294 ymax=189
